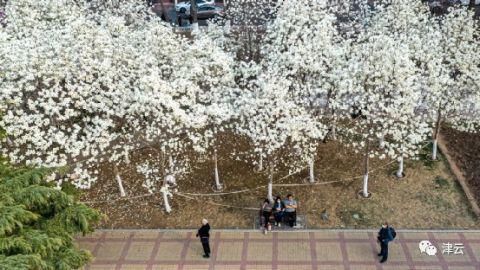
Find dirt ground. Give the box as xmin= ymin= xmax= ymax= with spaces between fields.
xmin=442 ymin=127 xmax=480 ymax=205
xmin=80 ymin=135 xmax=479 ymax=229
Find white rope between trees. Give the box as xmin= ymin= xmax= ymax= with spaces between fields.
xmin=80 ymin=157 xmax=397 ymax=205
xmin=81 ymin=140 xmax=430 ymax=205
xmin=85 ymin=139 xmax=438 ymax=205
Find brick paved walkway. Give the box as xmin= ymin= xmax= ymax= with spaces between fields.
xmin=77 ymin=230 xmax=480 ymax=270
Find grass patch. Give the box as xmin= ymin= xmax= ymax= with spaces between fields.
xmin=415 ymin=191 xmax=453 ymax=211
xmin=338 ymin=208 xmax=375 ymax=228
xmin=434 ymin=176 xmax=450 ymax=189
xmin=81 ymin=136 xmax=478 ymax=229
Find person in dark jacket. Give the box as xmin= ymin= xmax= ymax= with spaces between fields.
xmin=377 ymin=222 xmax=394 ymax=263
xmin=196 ymin=218 xmax=211 ymax=258
xmin=273 ymin=196 xmax=285 ymax=227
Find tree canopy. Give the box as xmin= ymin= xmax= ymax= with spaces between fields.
xmin=0 ymin=0 xmax=479 ymax=207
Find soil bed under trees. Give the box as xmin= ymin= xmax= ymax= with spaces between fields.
xmin=442 ymin=127 xmax=480 ymax=206
xmin=80 ymin=134 xmax=478 ymax=229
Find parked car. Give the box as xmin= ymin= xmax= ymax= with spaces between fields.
xmin=194 ymin=4 xmax=224 ymax=20
xmin=447 ymin=0 xmax=480 ymax=5
xmin=175 ymin=0 xmax=215 ymax=13
xmin=178 ymin=4 xmax=223 ymax=25
xmin=427 ymin=0 xmax=480 ymax=15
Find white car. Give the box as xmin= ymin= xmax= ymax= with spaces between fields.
xmin=453 ymin=0 xmax=480 ymax=5
xmin=175 ymin=0 xmax=215 ymax=13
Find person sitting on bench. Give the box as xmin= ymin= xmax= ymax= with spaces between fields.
xmin=273 ymin=196 xmax=285 ymax=227
xmin=283 ymin=194 xmax=297 ymax=227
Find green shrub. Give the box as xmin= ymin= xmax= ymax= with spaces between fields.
xmin=0 ymin=162 xmax=101 ymax=269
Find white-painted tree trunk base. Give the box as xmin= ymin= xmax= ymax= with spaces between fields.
xmin=379 ymin=135 xmax=385 ymax=149
xmin=309 ymin=159 xmax=315 ymax=183
xmin=267 ymin=182 xmax=273 ymax=203
xmin=161 ymin=188 xmax=172 ymax=213
xmin=432 ymin=139 xmax=438 ymax=160
xmin=124 ymin=151 xmax=130 ymax=164
xmin=362 ymin=173 xmax=369 ymax=198
xmin=258 ymin=154 xmax=263 ymax=172
xmin=331 ymin=125 xmax=337 ymax=140
xmin=213 ymin=150 xmax=223 ymax=191
xmin=192 ymin=22 xmax=199 ymax=32
xmin=214 ymin=167 xmax=223 ymax=191
xmin=168 ymin=155 xmax=174 ymax=174
xmin=116 ymin=173 xmax=126 ymax=197
xmin=396 ymin=156 xmax=404 ymax=178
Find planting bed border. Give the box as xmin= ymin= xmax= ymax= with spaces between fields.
xmin=437 ymin=134 xmax=480 ymax=217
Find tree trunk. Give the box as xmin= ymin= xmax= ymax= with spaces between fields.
xmin=331 ymin=124 xmax=337 ymax=140
xmin=362 ymin=173 xmax=369 ymax=198
xmin=124 ymin=150 xmax=130 ymax=164
xmin=432 ymin=139 xmax=438 ymax=160
xmin=114 ymin=165 xmax=126 ymax=197
xmin=258 ymin=151 xmax=263 ymax=171
xmin=470 ymin=0 xmax=476 ymax=8
xmin=362 ymin=142 xmax=370 ymax=198
xmin=213 ymin=148 xmax=223 ymax=190
xmin=190 ymin=0 xmax=198 ymax=32
xmin=432 ymin=109 xmax=442 ymax=160
xmin=161 ymin=186 xmax=172 ymax=213
xmin=396 ymin=155 xmax=404 ymax=178
xmin=267 ymin=166 xmax=273 ymax=203
xmin=309 ymin=157 xmax=315 ymax=183
xmin=168 ymin=155 xmax=174 ymax=175
xmin=379 ymin=134 xmax=385 ymax=149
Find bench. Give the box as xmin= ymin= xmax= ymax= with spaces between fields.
xmin=253 ymin=214 xmax=307 ymax=230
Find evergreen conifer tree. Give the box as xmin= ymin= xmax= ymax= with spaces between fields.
xmin=0 ymin=161 xmax=101 ymax=270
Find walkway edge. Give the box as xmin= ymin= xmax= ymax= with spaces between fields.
xmin=437 ymin=134 xmax=480 ymax=217
xmin=88 ymin=229 xmax=480 ymax=233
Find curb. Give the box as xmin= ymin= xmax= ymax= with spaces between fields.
xmin=92 ymin=229 xmax=480 ymax=233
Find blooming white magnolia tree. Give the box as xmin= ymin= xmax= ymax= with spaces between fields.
xmin=361 ymin=1 xmax=480 ymax=161
xmin=421 ymin=7 xmax=480 ymax=160
xmin=340 ymin=22 xmax=423 ymax=196
xmin=220 ymin=0 xmax=276 ymax=62
xmin=181 ymin=33 xmax=237 ymax=191
xmin=235 ymin=71 xmax=325 ymax=200
xmin=1 ymin=0 xmax=479 ymax=213
xmin=261 ymin=0 xmax=343 ymax=183
xmin=0 ymin=0 xmax=234 ymax=209
xmin=0 ymin=0 xmax=166 ymax=192
xmin=354 ymin=1 xmax=434 ymax=178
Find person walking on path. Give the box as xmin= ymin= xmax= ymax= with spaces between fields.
xmin=283 ymin=194 xmax=297 ymax=227
xmin=377 ymin=222 xmax=395 ymax=263
xmin=196 ymin=218 xmax=211 ymax=258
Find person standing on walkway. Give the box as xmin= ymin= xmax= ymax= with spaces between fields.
xmin=196 ymin=218 xmax=211 ymax=258
xmin=283 ymin=194 xmax=297 ymax=227
xmin=261 ymin=198 xmax=273 ymax=234
xmin=377 ymin=222 xmax=394 ymax=263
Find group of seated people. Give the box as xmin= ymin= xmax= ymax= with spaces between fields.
xmin=261 ymin=194 xmax=298 ymax=231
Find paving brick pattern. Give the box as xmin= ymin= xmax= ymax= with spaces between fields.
xmin=77 ymin=230 xmax=480 ymax=270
